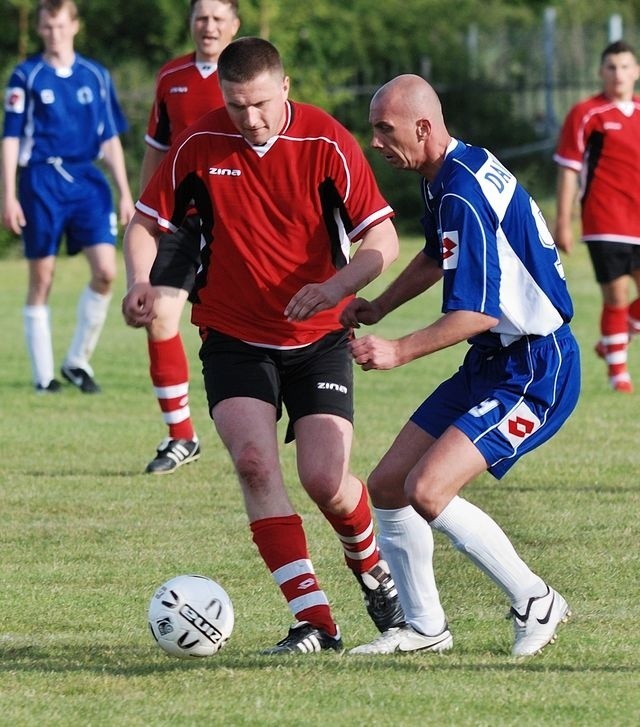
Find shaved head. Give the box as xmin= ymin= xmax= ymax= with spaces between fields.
xmin=369 ymin=74 xmax=450 ymax=178
xmin=371 ymin=74 xmax=443 ymax=124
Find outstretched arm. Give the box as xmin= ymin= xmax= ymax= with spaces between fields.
xmin=340 ymin=248 xmax=443 ymax=328
xmin=350 ymin=309 xmax=499 ymax=371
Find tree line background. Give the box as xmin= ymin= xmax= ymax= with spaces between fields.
xmin=2 ymin=0 xmax=640 ymax=252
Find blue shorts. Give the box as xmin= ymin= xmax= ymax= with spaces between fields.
xmin=19 ymin=161 xmax=117 ymax=259
xmin=410 ymin=324 xmax=581 ymax=479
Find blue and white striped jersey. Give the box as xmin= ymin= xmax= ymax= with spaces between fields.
xmin=421 ymin=140 xmax=573 ymax=350
xmin=3 ymin=53 xmax=128 ymax=167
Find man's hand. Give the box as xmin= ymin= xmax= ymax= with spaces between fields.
xmin=1 ymin=196 xmax=26 ymax=235
xmin=285 ymin=279 xmax=344 ymax=321
xmin=349 ymin=334 xmax=401 ymax=371
xmin=122 ymin=281 xmax=157 ymax=328
xmin=339 ymin=297 xmax=383 ymax=328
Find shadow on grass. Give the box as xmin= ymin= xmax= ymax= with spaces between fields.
xmin=1 ymin=642 xmax=637 ymax=677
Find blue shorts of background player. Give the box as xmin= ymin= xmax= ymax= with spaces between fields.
xmin=411 ymin=324 xmax=581 ymax=479
xmin=19 ymin=161 xmax=116 ymax=258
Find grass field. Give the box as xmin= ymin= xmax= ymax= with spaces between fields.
xmin=1 ymin=237 xmax=639 ymax=726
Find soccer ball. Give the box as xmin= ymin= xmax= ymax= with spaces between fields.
xmin=148 ymin=574 xmax=234 ymax=658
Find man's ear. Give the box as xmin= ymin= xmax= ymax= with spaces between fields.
xmin=416 ymin=118 xmax=431 ymax=141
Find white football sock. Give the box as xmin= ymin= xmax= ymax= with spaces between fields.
xmin=374 ymin=505 xmax=447 ymax=635
xmin=23 ymin=305 xmax=54 ymax=387
xmin=64 ymin=286 xmax=112 ymax=375
xmin=430 ymin=496 xmax=546 ymax=605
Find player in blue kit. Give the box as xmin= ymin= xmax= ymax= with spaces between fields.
xmin=2 ymin=0 xmax=134 ymax=393
xmin=341 ymin=74 xmax=581 ymax=657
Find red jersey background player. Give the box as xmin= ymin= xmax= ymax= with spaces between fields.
xmin=134 ymin=0 xmax=240 ymax=474
xmin=554 ymin=40 xmax=640 ymax=393
xmin=123 ymin=37 xmax=403 ymax=653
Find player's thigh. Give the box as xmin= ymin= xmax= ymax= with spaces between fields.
xmin=213 ymin=396 xmax=292 ymax=519
xmin=367 ymin=420 xmax=438 ymax=509
xmin=406 ymin=425 xmax=488 ymax=518
xmin=67 ymin=169 xmax=116 ymax=253
xmin=148 ymin=286 xmax=189 ymax=340
xmin=294 ymin=412 xmax=354 ymax=502
xmin=212 ymin=396 xmax=280 ymax=469
xmin=18 ymin=168 xmax=65 ymax=259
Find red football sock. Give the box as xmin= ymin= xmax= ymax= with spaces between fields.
xmin=250 ymin=515 xmax=337 ymax=636
xmin=600 ymin=304 xmax=632 ymax=390
xmin=629 ymin=297 xmax=640 ymax=335
xmin=148 ymin=334 xmax=195 ymax=440
xmin=320 ymin=480 xmax=380 ymax=574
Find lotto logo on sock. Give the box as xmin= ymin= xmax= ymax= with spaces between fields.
xmin=498 ymin=402 xmax=540 ymax=448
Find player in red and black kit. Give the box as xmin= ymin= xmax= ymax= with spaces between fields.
xmin=123 ymin=37 xmax=403 ymax=654
xmin=134 ymin=0 xmax=240 ymax=474
xmin=554 ymin=40 xmax=640 ymax=393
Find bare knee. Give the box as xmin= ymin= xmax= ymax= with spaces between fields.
xmin=405 ymin=475 xmax=447 ymax=521
xmin=234 ymin=444 xmax=271 ymax=492
xmin=301 ymin=470 xmax=341 ymax=510
xmin=90 ymin=266 xmax=116 ymax=294
xmin=367 ymin=464 xmax=407 ymax=509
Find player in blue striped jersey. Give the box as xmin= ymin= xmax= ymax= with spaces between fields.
xmin=342 ymin=74 xmax=581 ymax=657
xmin=2 ymin=0 xmax=134 ymax=393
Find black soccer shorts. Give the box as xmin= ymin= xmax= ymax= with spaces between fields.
xmin=199 ymin=328 xmax=354 ymax=442
xmin=586 ymin=239 xmax=640 ymax=284
xmin=150 ymin=214 xmax=202 ymax=294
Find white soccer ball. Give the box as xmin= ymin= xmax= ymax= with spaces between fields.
xmin=148 ymin=574 xmax=234 ymax=658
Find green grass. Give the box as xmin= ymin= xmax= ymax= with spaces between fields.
xmin=1 ymin=239 xmax=638 ymax=726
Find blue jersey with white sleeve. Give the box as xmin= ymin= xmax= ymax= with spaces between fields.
xmin=2 ymin=52 xmax=128 ymax=166
xmin=421 ymin=140 xmax=573 ymax=350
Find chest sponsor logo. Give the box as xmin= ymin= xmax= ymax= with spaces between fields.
xmin=41 ymin=89 xmax=55 ymax=104
xmin=170 ymin=86 xmax=189 ymax=94
xmin=603 ymin=122 xmax=622 ymax=130
xmin=4 ymin=87 xmax=25 ymax=113
xmin=209 ymin=167 xmax=241 ymax=176
xmin=441 ymin=230 xmax=459 ymax=269
xmin=498 ymin=401 xmax=540 ymax=448
xmin=77 ymin=86 xmax=94 ymax=104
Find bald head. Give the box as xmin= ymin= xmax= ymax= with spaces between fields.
xmin=371 ymin=74 xmax=443 ymax=123
xmin=369 ymin=74 xmax=450 ymax=178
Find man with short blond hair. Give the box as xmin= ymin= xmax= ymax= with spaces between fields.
xmin=2 ymin=0 xmax=134 ymax=393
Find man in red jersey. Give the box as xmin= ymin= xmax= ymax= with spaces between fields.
xmin=135 ymin=0 xmax=240 ymax=474
xmin=554 ymin=40 xmax=640 ymax=393
xmin=123 ymin=37 xmax=403 ymax=654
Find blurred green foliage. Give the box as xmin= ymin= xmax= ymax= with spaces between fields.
xmin=2 ymin=0 xmax=640 ymax=254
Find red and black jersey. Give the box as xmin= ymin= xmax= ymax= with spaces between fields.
xmin=138 ymin=100 xmax=394 ymax=347
xmin=145 ymin=52 xmax=225 ymax=151
xmin=554 ymin=93 xmax=640 ymax=244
